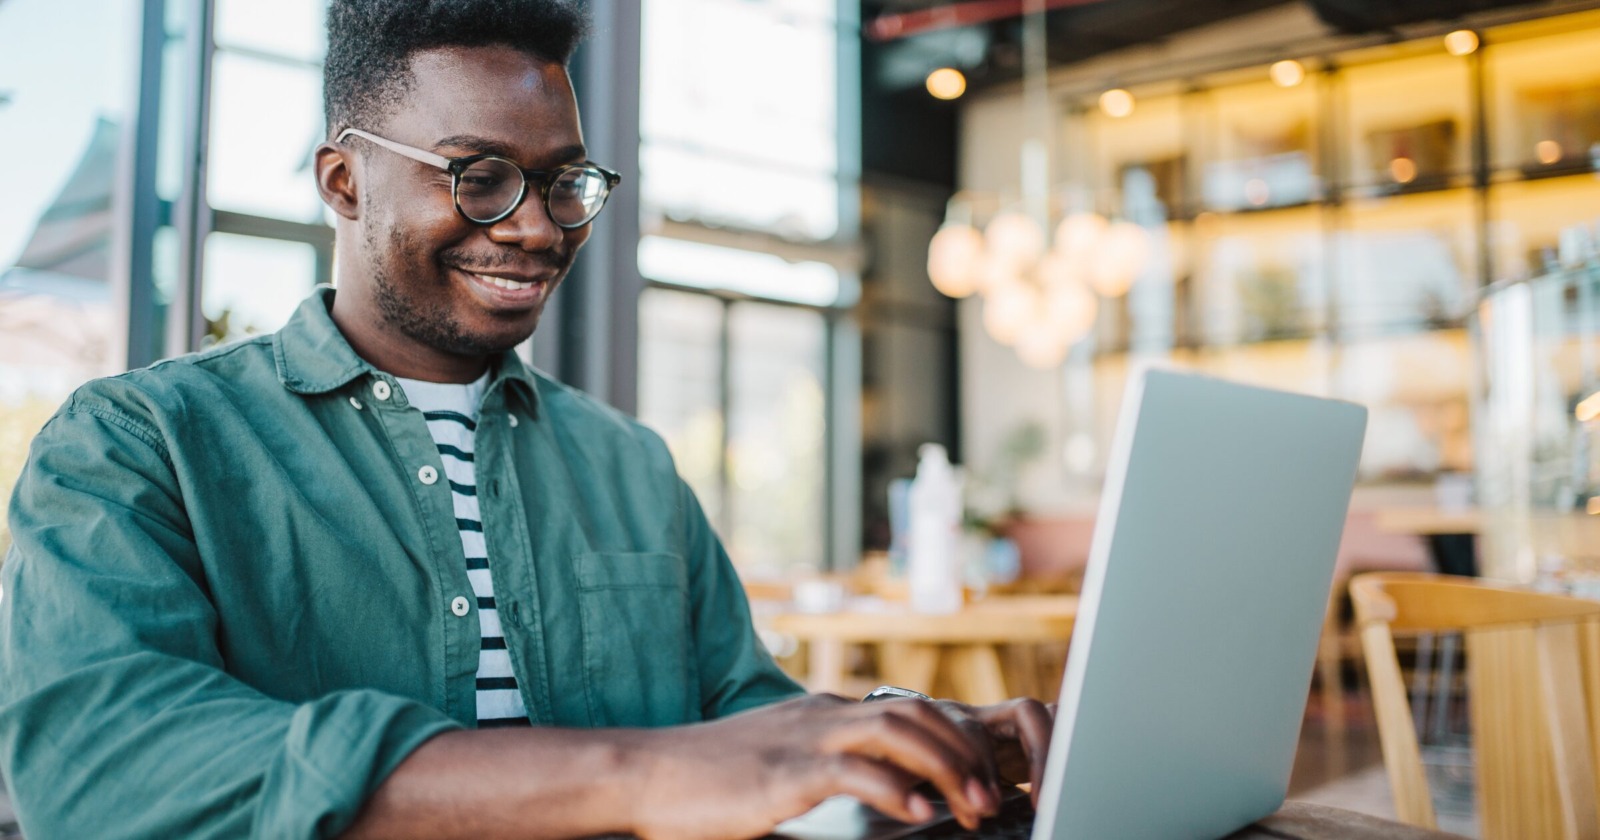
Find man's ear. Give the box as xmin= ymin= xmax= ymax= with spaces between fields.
xmin=314 ymin=141 xmax=360 ymax=221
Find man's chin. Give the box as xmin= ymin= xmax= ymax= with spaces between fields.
xmin=464 ymin=310 xmax=545 ymax=355
xmin=447 ymin=328 xmax=538 ymax=358
xmin=395 ymin=314 xmax=539 ymax=360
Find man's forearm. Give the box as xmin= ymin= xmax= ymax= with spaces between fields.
xmin=340 ymin=726 xmax=649 ymax=839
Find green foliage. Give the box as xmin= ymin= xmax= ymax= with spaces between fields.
xmin=0 ymin=398 xmax=57 ymax=557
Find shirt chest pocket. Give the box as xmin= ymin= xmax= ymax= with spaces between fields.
xmin=573 ymin=552 xmax=700 ymax=727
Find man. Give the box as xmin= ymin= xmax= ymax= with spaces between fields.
xmin=0 ymin=1 xmax=1053 ymax=837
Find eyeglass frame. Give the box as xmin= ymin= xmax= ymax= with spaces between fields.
xmin=335 ymin=127 xmax=622 ymax=229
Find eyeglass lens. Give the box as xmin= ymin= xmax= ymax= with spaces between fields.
xmin=454 ymin=158 xmax=609 ymax=227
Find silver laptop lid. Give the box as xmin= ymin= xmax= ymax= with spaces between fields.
xmin=1031 ymin=369 xmax=1367 ymax=840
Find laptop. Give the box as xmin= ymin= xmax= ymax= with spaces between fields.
xmin=774 ymin=369 xmax=1368 ymax=840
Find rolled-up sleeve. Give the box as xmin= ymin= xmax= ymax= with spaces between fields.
xmin=0 ymin=400 xmax=459 ymax=839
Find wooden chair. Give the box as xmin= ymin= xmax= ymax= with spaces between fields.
xmin=1317 ymin=512 xmax=1438 ymax=730
xmin=1350 ymin=572 xmax=1600 ymax=839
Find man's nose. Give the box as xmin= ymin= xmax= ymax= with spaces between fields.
xmin=485 ymin=190 xmax=563 ymax=252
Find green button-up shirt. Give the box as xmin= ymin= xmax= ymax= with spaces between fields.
xmin=0 ymin=288 xmax=803 ymax=838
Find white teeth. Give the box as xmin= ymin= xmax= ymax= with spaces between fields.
xmin=472 ymin=273 xmax=535 ymax=291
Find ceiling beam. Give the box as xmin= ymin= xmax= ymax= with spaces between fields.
xmin=866 ymin=0 xmax=1111 ymax=41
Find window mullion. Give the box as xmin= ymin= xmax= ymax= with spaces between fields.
xmin=717 ymin=297 xmax=734 ymax=540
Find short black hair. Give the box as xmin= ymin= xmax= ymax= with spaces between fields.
xmin=323 ymin=0 xmax=589 ymax=138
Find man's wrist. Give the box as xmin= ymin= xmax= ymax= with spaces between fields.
xmin=615 ymin=726 xmax=669 ymax=836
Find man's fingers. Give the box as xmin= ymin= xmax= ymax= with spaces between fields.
xmin=875 ymin=699 xmax=997 ymax=793
xmin=820 ymin=755 xmax=932 ymax=826
xmin=935 ymin=701 xmax=1002 ymax=795
xmin=1011 ymin=697 xmax=1062 ymax=803
xmin=966 ymin=697 xmax=1056 ymax=803
xmin=823 ymin=712 xmax=994 ymax=827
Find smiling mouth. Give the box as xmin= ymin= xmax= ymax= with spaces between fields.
xmin=450 ymin=265 xmax=553 ymax=310
xmin=468 ymin=272 xmax=538 ymax=291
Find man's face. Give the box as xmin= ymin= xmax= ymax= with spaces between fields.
xmin=349 ymin=46 xmax=591 ymax=357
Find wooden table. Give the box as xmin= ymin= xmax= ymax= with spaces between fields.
xmin=767 ymin=595 xmax=1079 ymax=705
xmin=1373 ymin=506 xmax=1483 ymax=536
xmin=1226 ymin=801 xmax=1468 ymax=839
xmin=770 ymin=798 xmax=1463 ymax=839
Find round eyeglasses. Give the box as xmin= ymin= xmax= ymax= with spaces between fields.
xmin=337 ymin=128 xmax=622 ymax=229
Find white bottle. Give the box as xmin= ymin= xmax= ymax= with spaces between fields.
xmin=908 ymin=443 xmax=963 ymax=614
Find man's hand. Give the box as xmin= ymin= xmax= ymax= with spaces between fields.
xmin=931 ymin=698 xmax=1057 ymax=806
xmin=629 ymin=693 xmax=1007 ymax=839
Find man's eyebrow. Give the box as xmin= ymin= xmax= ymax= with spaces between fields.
xmin=434 ymin=135 xmax=589 ymax=167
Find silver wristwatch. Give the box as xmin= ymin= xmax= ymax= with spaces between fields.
xmin=862 ymin=685 xmax=932 ymax=702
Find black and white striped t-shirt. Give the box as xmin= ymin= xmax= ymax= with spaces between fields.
xmin=395 ymin=374 xmax=530 ymax=728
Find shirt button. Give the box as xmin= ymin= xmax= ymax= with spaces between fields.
xmin=450 ymin=596 xmax=470 ymax=617
xmin=418 ymin=465 xmax=438 ymax=485
xmin=348 ymin=396 xmax=364 ymax=410
xmin=508 ymin=414 xmax=519 ymax=428
xmin=372 ymin=380 xmax=392 ymax=401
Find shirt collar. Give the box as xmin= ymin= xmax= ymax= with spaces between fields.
xmin=274 ymin=286 xmax=541 ymax=416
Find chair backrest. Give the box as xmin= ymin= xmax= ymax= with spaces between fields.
xmin=1350 ymin=573 xmax=1600 ymax=840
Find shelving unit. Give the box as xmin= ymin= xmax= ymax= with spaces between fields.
xmin=1044 ymin=8 xmax=1600 ymax=483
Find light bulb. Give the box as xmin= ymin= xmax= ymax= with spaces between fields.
xmin=1390 ymin=157 xmax=1417 ymax=184
xmin=1444 ymin=30 xmax=1479 ymax=56
xmin=982 ymin=278 xmax=1039 ymax=346
xmin=1042 ymin=270 xmax=1099 ymax=341
xmin=1035 ymin=251 xmax=1083 ymax=295
xmin=984 ymin=212 xmax=1046 ymax=270
xmin=927 ymin=224 xmax=985 ymax=298
xmin=926 ymin=68 xmax=967 ymax=100
xmin=1089 ymin=222 xmax=1149 ymax=298
xmin=1270 ymin=60 xmax=1305 ymax=88
xmin=1099 ymin=88 xmax=1134 ymax=118
xmin=1053 ymin=212 xmax=1108 ymax=259
xmin=1536 ymin=140 xmax=1562 ymax=165
xmin=1015 ymin=322 xmax=1070 ymax=370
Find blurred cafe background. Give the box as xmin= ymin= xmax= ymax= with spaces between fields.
xmin=6 ymin=0 xmax=1600 ymax=835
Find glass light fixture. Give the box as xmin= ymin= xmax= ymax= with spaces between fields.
xmin=926 ymin=67 xmax=967 ymax=100
xmin=984 ymin=211 xmax=1046 ymax=270
xmin=1444 ymin=29 xmax=1479 ymax=56
xmin=1042 ymin=263 xmax=1099 ymax=342
xmin=1269 ymin=60 xmax=1305 ymax=88
xmin=927 ymin=224 xmax=986 ymax=298
xmin=920 ymin=5 xmax=1150 ymax=367
xmin=1053 ymin=212 xmax=1108 ymax=258
xmin=982 ymin=278 xmax=1039 ymax=346
xmin=1015 ymin=321 xmax=1071 ymax=369
xmin=1389 ymin=156 xmax=1418 ymax=184
xmin=1536 ymin=140 xmax=1562 ymax=165
xmin=1099 ymin=88 xmax=1134 ymax=118
xmin=1088 ymin=221 xmax=1150 ymax=298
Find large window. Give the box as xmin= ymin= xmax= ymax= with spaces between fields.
xmin=727 ymin=302 xmax=830 ymax=572
xmin=635 ymin=0 xmax=859 ymax=572
xmin=0 ymin=0 xmax=141 ymax=550
xmin=1 ymin=0 xmax=333 ymax=552
xmin=638 ymin=288 xmax=832 ymax=576
xmin=639 ymin=0 xmax=840 ymax=240
xmin=202 ymin=0 xmax=331 ymax=344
